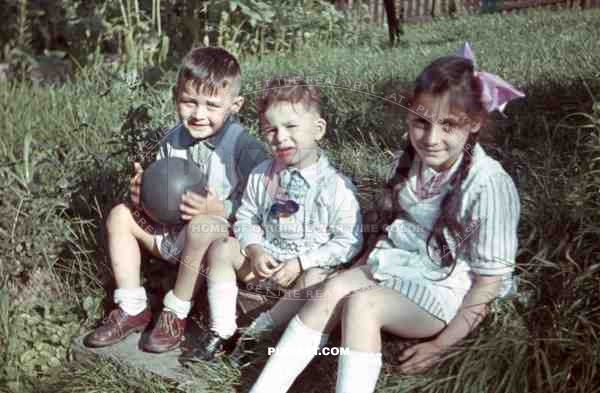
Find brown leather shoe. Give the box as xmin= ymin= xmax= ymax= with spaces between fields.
xmin=142 ymin=310 xmax=186 ymax=353
xmin=84 ymin=307 xmax=151 ymax=348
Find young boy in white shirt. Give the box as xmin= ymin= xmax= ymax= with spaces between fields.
xmin=180 ymin=77 xmax=363 ymax=364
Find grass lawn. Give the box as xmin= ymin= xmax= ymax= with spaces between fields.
xmin=1 ymin=7 xmax=599 ymax=393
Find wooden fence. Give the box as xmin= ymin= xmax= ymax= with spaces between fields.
xmin=336 ymin=0 xmax=600 ymax=23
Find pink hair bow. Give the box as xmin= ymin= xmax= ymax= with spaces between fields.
xmin=456 ymin=42 xmax=525 ymax=113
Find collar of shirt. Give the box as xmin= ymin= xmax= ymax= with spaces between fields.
xmin=280 ymin=151 xmax=330 ymax=189
xmin=411 ymin=153 xmax=464 ymax=199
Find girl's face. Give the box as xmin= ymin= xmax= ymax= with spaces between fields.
xmin=407 ymin=92 xmax=480 ymax=171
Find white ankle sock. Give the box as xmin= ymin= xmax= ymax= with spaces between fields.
xmin=249 ymin=315 xmax=328 ymax=393
xmin=335 ymin=349 xmax=382 ymax=393
xmin=207 ymin=281 xmax=238 ymax=339
xmin=114 ymin=287 xmax=147 ymax=316
xmin=163 ymin=290 xmax=192 ymax=319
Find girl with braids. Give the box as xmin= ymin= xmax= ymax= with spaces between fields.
xmin=248 ymin=42 xmax=524 ymax=393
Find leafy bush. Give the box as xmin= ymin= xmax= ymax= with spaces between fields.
xmin=0 ymin=0 xmax=373 ymax=80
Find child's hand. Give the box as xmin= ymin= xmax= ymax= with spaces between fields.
xmin=247 ymin=245 xmax=282 ymax=279
xmin=129 ymin=162 xmax=143 ymax=206
xmin=180 ymin=188 xmax=226 ymax=221
xmin=271 ymin=258 xmax=302 ymax=288
xmin=398 ymin=340 xmax=445 ymax=374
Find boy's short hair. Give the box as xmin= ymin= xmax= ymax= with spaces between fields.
xmin=174 ymin=47 xmax=241 ymax=99
xmin=256 ymin=77 xmax=322 ymax=122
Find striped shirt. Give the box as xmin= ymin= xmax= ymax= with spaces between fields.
xmin=402 ymin=144 xmax=520 ymax=276
xmin=368 ymin=144 xmax=520 ymax=321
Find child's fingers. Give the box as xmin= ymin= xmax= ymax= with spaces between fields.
xmin=185 ymin=190 xmax=206 ymax=201
xmin=255 ymin=259 xmax=273 ymax=278
xmin=205 ymin=187 xmax=215 ymax=198
xmin=180 ymin=203 xmax=202 ymax=217
xmin=271 ymin=271 xmax=288 ymax=286
xmin=271 ymin=269 xmax=284 ymax=282
xmin=266 ymin=257 xmax=282 ymax=270
xmin=130 ymin=172 xmax=142 ymax=186
xmin=182 ymin=192 xmax=208 ymax=210
xmin=133 ymin=162 xmax=143 ymax=174
xmin=272 ymin=276 xmax=286 ymax=287
xmin=400 ymin=354 xmax=431 ymax=374
xmin=398 ymin=345 xmax=418 ymax=362
xmin=272 ymin=266 xmax=293 ymax=287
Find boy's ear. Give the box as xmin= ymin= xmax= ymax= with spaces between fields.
xmin=230 ymin=95 xmax=245 ymax=114
xmin=314 ymin=117 xmax=327 ymax=141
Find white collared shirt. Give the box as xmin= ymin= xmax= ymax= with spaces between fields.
xmin=234 ymin=154 xmax=363 ymax=269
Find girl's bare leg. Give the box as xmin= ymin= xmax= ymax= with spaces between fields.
xmin=341 ymin=287 xmax=445 ymax=352
xmin=249 ymin=266 xmax=379 ymax=393
xmin=298 ymin=265 xmax=377 ymax=333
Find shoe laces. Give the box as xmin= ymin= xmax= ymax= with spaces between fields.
xmin=101 ymin=309 xmax=125 ymax=325
xmin=99 ymin=309 xmax=127 ymax=336
xmin=158 ymin=311 xmax=179 ymax=337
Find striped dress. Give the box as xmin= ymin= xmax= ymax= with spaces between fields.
xmin=366 ymin=144 xmax=520 ymax=323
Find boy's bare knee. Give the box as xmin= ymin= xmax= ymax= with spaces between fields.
xmin=206 ymin=237 xmax=238 ymax=262
xmin=185 ymin=215 xmax=229 ymax=246
xmin=106 ymin=203 xmax=134 ymax=231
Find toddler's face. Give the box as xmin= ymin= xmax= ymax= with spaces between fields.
xmin=261 ymin=102 xmax=325 ymax=169
xmin=176 ymin=80 xmax=243 ymax=140
xmin=407 ymin=92 xmax=480 ymax=171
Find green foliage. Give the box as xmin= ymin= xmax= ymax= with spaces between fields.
xmin=0 ymin=0 xmax=374 ymax=80
xmin=213 ymin=0 xmax=372 ymax=57
xmin=0 ymin=290 xmax=82 ymax=391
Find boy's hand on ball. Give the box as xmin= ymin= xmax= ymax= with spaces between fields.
xmin=272 ymin=258 xmax=302 ymax=288
xmin=204 ymin=188 xmax=226 ymax=217
xmin=129 ymin=162 xmax=143 ymax=206
xmin=179 ymin=189 xmax=226 ymax=220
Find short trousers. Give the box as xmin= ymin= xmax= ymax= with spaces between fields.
xmin=153 ymin=215 xmax=231 ymax=264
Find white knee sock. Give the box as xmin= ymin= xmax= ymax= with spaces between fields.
xmin=114 ymin=287 xmax=147 ymax=316
xmin=207 ymin=281 xmax=238 ymax=339
xmin=335 ymin=349 xmax=382 ymax=393
xmin=249 ymin=315 xmax=329 ymax=393
xmin=163 ymin=290 xmax=192 ymax=319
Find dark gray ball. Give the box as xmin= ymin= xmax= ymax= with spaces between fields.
xmin=141 ymin=157 xmax=206 ymax=225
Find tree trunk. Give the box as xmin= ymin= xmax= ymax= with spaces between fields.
xmin=384 ymin=0 xmax=402 ymax=45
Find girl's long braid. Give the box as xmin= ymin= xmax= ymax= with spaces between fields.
xmin=362 ymin=143 xmax=414 ymax=254
xmin=382 ymin=143 xmax=415 ymax=228
xmin=427 ymin=132 xmax=479 ymax=270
